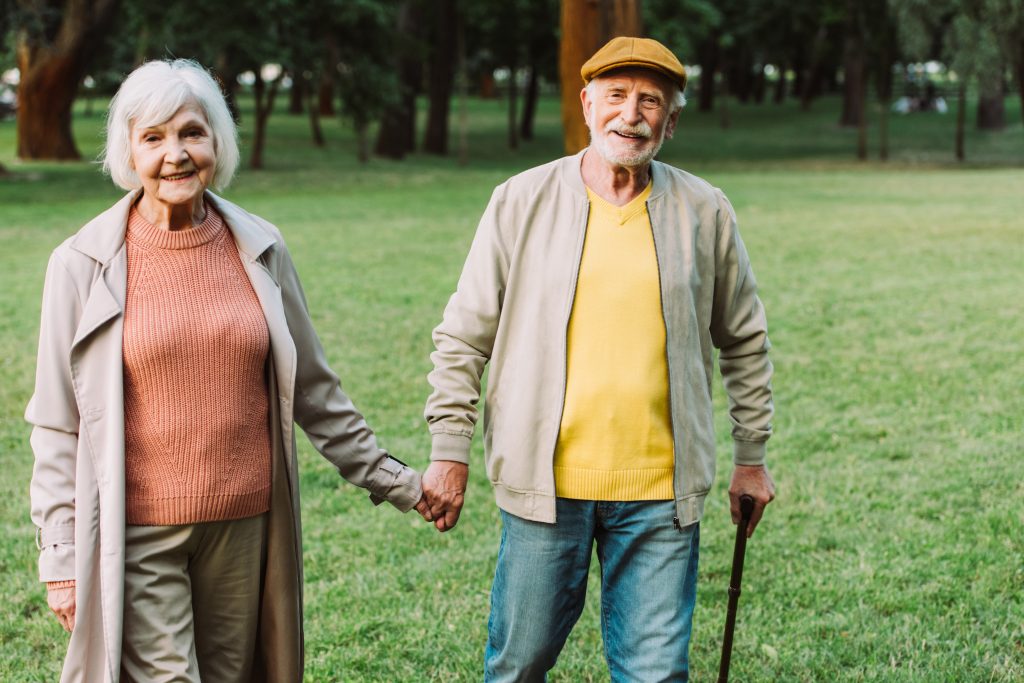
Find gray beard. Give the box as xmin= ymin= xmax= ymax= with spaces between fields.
xmin=587 ymin=116 xmax=665 ymax=168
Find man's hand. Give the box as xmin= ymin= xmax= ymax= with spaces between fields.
xmin=421 ymin=460 xmax=468 ymax=532
xmin=47 ymin=585 xmax=75 ymax=632
xmin=728 ymin=464 xmax=776 ymax=538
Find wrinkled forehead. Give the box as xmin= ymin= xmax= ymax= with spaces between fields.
xmin=592 ymin=67 xmax=675 ymax=96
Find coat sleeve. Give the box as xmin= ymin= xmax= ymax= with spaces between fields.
xmin=273 ymin=240 xmax=422 ymax=512
xmin=708 ymin=189 xmax=774 ymax=466
xmin=423 ymin=185 xmax=511 ymax=465
xmin=26 ymin=251 xmax=82 ymax=583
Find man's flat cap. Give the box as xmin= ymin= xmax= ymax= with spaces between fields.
xmin=581 ymin=36 xmax=687 ymax=91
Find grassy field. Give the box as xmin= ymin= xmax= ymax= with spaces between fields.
xmin=1 ymin=92 xmax=1022 ymax=681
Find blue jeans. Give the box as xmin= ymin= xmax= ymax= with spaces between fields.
xmin=484 ymin=499 xmax=700 ymax=682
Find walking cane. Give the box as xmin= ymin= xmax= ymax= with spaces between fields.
xmin=717 ymin=494 xmax=755 ymax=683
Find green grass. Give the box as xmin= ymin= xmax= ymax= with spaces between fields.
xmin=1 ymin=92 xmax=1022 ymax=681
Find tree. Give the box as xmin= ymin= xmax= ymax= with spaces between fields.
xmin=559 ymin=0 xmax=643 ymax=155
xmin=374 ymin=0 xmax=422 ymax=160
xmin=14 ymin=0 xmax=120 ymax=160
xmin=424 ymin=0 xmax=457 ymax=155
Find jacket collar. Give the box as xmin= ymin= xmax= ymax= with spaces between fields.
xmin=560 ymin=147 xmax=669 ymax=201
xmin=69 ymin=189 xmax=277 ymax=265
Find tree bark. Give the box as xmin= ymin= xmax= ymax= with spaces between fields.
xmin=559 ymin=0 xmax=643 ymax=154
xmin=374 ymin=0 xmax=421 ymax=159
xmin=976 ymin=83 xmax=1005 ymax=130
xmin=307 ymin=77 xmax=324 ymax=148
xmin=424 ymin=0 xmax=457 ymax=155
xmin=800 ymin=26 xmax=828 ymax=111
xmin=697 ymin=38 xmax=718 ymax=113
xmin=520 ymin=65 xmax=540 ymax=141
xmin=250 ymin=68 xmax=284 ymax=170
xmin=955 ymin=82 xmax=966 ymax=161
xmin=773 ymin=62 xmax=787 ymax=104
xmin=16 ymin=0 xmax=120 ymax=160
xmin=317 ymin=72 xmax=335 ymax=116
xmin=289 ymin=72 xmax=305 ymax=115
xmin=839 ymin=0 xmax=865 ymax=128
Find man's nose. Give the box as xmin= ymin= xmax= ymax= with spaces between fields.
xmin=620 ymin=96 xmax=643 ymax=125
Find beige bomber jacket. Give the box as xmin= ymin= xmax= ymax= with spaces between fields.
xmin=425 ymin=151 xmax=773 ymax=527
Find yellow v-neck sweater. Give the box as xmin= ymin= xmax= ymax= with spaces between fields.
xmin=553 ymin=182 xmax=675 ymax=501
xmin=122 ymin=205 xmax=272 ymax=525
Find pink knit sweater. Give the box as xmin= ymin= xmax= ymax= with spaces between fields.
xmin=122 ymin=204 xmax=272 ymax=526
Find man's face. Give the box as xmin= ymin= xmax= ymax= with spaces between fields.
xmin=581 ymin=69 xmax=679 ymax=169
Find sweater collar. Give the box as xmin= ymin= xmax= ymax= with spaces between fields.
xmin=70 ymin=189 xmax=277 ymax=265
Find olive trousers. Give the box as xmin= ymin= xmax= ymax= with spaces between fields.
xmin=120 ymin=513 xmax=268 ymax=683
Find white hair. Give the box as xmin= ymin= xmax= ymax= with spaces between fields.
xmin=102 ymin=59 xmax=239 ymax=191
xmin=585 ymin=76 xmax=687 ymax=114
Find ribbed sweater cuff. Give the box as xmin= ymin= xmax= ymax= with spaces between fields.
xmin=47 ymin=580 xmax=76 ymax=590
xmin=126 ymin=487 xmax=271 ymax=526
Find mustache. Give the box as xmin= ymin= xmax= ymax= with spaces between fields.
xmin=605 ymin=120 xmax=653 ymax=138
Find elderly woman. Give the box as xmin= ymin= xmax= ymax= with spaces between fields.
xmin=27 ymin=59 xmax=427 ymax=682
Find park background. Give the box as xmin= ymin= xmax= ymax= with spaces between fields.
xmin=1 ymin=0 xmax=1022 ymax=680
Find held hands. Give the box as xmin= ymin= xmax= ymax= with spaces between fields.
xmin=417 ymin=460 xmax=469 ymax=532
xmin=47 ymin=585 xmax=76 ymax=632
xmin=728 ymin=464 xmax=776 ymax=538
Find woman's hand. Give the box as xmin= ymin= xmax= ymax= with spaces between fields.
xmin=47 ymin=585 xmax=76 ymax=632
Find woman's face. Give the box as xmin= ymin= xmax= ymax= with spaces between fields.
xmin=129 ymin=103 xmax=216 ymax=210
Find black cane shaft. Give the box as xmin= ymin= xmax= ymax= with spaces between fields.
xmin=718 ymin=495 xmax=756 ymax=683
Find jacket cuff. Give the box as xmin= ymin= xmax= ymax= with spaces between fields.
xmin=39 ymin=543 xmax=76 ymax=583
xmin=733 ymin=439 xmax=767 ymax=466
xmin=367 ymin=456 xmax=423 ymax=512
xmin=429 ymin=432 xmax=472 ymax=465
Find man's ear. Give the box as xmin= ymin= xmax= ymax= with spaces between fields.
xmin=665 ymin=109 xmax=681 ymax=139
xmin=580 ymin=86 xmax=592 ymax=123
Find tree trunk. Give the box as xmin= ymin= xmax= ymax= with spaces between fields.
xmin=976 ymin=84 xmax=1005 ymax=131
xmin=856 ymin=86 xmax=867 ymax=160
xmin=307 ymin=77 xmax=324 ymax=148
xmin=697 ymin=38 xmax=718 ymax=112
xmin=719 ymin=69 xmax=730 ymax=129
xmin=317 ymin=73 xmax=335 ymax=116
xmin=839 ymin=0 xmax=865 ymax=128
xmin=424 ymin=0 xmax=457 ymax=155
xmin=508 ymin=65 xmax=519 ymax=149
xmin=955 ymin=82 xmax=966 ymax=161
xmin=355 ymin=119 xmax=370 ymax=163
xmin=800 ymin=26 xmax=828 ymax=111
xmin=15 ymin=0 xmax=120 ymax=160
xmin=773 ymin=62 xmax=786 ymax=104
xmin=375 ymin=0 xmax=421 ymax=159
xmin=289 ymin=72 xmax=305 ymax=115
xmin=505 ymin=4 xmax=519 ymax=150
xmin=559 ymin=0 xmax=642 ymax=154
xmin=456 ymin=8 xmax=469 ymax=166
xmin=878 ymin=101 xmax=889 ymax=161
xmin=250 ymin=68 xmax=284 ymax=170
xmin=752 ymin=63 xmax=766 ymax=104
xmin=520 ymin=68 xmax=540 ymax=141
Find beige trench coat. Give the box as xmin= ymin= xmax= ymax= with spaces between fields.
xmin=27 ymin=190 xmax=422 ymax=683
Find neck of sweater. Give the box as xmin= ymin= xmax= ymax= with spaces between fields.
xmin=128 ymin=202 xmax=223 ymax=250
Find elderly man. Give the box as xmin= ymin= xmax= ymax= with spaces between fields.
xmin=421 ymin=36 xmax=775 ymax=681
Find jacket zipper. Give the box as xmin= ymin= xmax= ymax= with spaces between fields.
xmin=646 ymin=197 xmax=683 ymax=530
